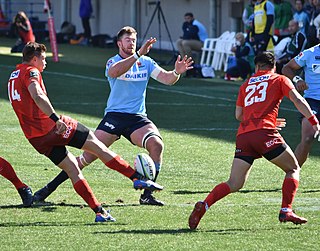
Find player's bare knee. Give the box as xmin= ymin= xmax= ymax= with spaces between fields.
xmin=142 ymin=131 xmax=163 ymax=151
xmin=226 ymin=180 xmax=243 ymax=192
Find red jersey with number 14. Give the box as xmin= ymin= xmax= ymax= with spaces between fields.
xmin=236 ymin=70 xmax=295 ymax=136
xmin=8 ymin=64 xmax=55 ymax=139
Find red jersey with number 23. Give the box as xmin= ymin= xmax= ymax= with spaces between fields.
xmin=8 ymin=64 xmax=55 ymax=139
xmin=236 ymin=70 xmax=295 ymax=136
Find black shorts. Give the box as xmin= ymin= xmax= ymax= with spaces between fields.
xmin=96 ymin=112 xmax=152 ymax=143
xmin=299 ymin=98 xmax=320 ymax=123
xmin=48 ymin=122 xmax=89 ymax=165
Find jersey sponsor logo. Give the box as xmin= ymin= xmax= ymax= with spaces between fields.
xmin=9 ymin=70 xmax=20 ymax=80
xmin=315 ymin=56 xmax=320 ymax=60
xmin=30 ymin=71 xmax=39 ymax=78
xmin=312 ymin=64 xmax=320 ymax=73
xmin=265 ymin=138 xmax=280 ymax=148
xmin=106 ymin=59 xmax=114 ymax=69
xmin=295 ymin=52 xmax=304 ymax=60
xmin=249 ymin=74 xmax=270 ymax=84
xmin=104 ymin=121 xmax=115 ymax=130
xmin=119 ymin=69 xmax=148 ymax=81
xmin=62 ymin=125 xmax=73 ymax=139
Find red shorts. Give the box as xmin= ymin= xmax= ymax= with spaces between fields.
xmin=29 ymin=115 xmax=78 ymax=156
xmin=235 ymin=129 xmax=286 ymax=161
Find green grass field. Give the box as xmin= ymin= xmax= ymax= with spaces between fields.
xmin=0 ymin=38 xmax=319 ymax=251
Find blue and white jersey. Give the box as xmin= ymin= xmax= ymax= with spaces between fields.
xmin=193 ymin=19 xmax=208 ymax=42
xmin=294 ymin=45 xmax=320 ymax=100
xmin=293 ymin=11 xmax=309 ymax=36
xmin=105 ymin=54 xmax=160 ymax=115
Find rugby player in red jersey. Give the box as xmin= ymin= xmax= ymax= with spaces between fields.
xmin=7 ymin=42 xmax=163 ymax=222
xmin=0 ymin=157 xmax=33 ymax=207
xmin=189 ymin=51 xmax=320 ymax=229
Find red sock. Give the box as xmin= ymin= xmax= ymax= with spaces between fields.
xmin=105 ymin=155 xmax=135 ymax=178
xmin=0 ymin=157 xmax=27 ymax=190
xmin=281 ymin=178 xmax=299 ymax=209
xmin=73 ymin=179 xmax=100 ymax=211
xmin=204 ymin=182 xmax=231 ymax=208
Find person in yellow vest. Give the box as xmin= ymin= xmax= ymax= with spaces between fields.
xmin=251 ymin=0 xmax=275 ymax=53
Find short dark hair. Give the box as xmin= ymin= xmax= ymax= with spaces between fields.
xmin=22 ymin=42 xmax=46 ymax=62
xmin=184 ymin=12 xmax=194 ymax=18
xmin=117 ymin=26 xmax=137 ymax=41
xmin=296 ymin=0 xmax=304 ymax=5
xmin=254 ymin=51 xmax=275 ymax=69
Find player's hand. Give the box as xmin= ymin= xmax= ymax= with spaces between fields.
xmin=138 ymin=37 xmax=157 ymax=56
xmin=313 ymin=124 xmax=320 ymax=141
xmin=55 ymin=120 xmax=67 ymax=135
xmin=276 ymin=118 xmax=286 ymax=130
xmin=295 ymin=80 xmax=309 ymax=92
xmin=174 ymin=55 xmax=194 ymax=74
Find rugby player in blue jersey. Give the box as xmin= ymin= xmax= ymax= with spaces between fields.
xmin=34 ymin=26 xmax=193 ymax=206
xmin=282 ymin=45 xmax=320 ymax=167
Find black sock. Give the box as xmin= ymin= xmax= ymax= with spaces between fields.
xmin=142 ymin=171 xmax=160 ymax=197
xmin=129 ymin=171 xmax=144 ymax=181
xmin=47 ymin=170 xmax=69 ymax=192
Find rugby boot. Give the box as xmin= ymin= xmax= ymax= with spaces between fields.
xmin=18 ymin=186 xmax=33 ymax=207
xmin=189 ymin=201 xmax=207 ymax=230
xmin=279 ymin=210 xmax=307 ymax=225
xmin=133 ymin=179 xmax=163 ymax=191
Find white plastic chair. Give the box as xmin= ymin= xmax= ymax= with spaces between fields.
xmin=210 ymin=31 xmax=231 ymax=70
xmin=200 ymin=31 xmax=230 ymax=68
xmin=220 ymin=32 xmax=236 ymax=72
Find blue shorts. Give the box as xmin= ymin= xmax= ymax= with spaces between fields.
xmin=299 ymin=98 xmax=320 ymax=122
xmin=96 ymin=112 xmax=153 ymax=143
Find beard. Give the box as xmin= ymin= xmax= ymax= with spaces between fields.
xmin=120 ymin=43 xmax=135 ymax=57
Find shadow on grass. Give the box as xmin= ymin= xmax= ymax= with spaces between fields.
xmin=94 ymin=228 xmax=193 ymax=235
xmin=173 ymin=188 xmax=281 ymax=195
xmin=0 ymin=201 xmax=142 ymax=211
xmin=93 ymin=227 xmax=266 ymax=235
xmin=301 ymin=189 xmax=320 ymax=193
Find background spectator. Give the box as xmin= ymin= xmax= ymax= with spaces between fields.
xmin=304 ymin=0 xmax=315 ymax=17
xmin=274 ymin=0 xmax=293 ymax=39
xmin=70 ymin=0 xmax=92 ymax=45
xmin=276 ymin=19 xmax=307 ymax=73
xmin=293 ymin=0 xmax=310 ymax=35
xmin=11 ymin=11 xmax=35 ymax=53
xmin=176 ymin=12 xmax=208 ymax=58
xmin=225 ymin=32 xmax=255 ymax=81
xmin=242 ymin=0 xmax=257 ymax=34
xmin=307 ymin=0 xmax=320 ymax=47
xmin=251 ymin=0 xmax=275 ymax=53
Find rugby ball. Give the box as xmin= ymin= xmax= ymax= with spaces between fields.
xmin=134 ymin=153 xmax=156 ymax=180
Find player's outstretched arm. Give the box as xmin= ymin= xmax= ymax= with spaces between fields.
xmin=156 ymin=55 xmax=194 ymax=85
